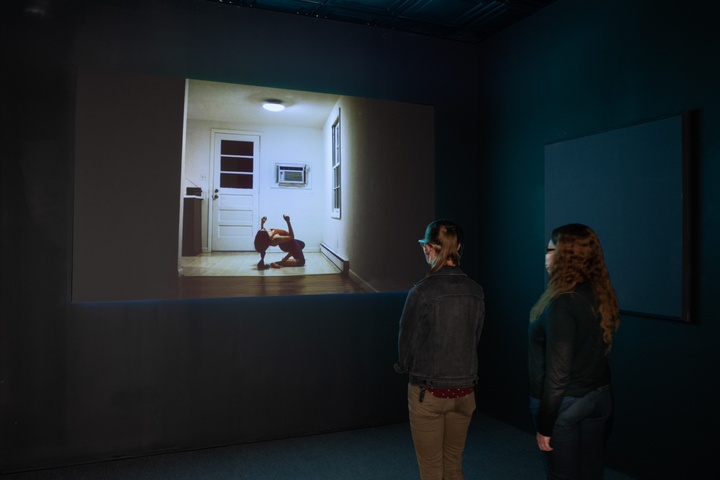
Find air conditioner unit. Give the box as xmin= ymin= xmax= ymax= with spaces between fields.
xmin=276 ymin=164 xmax=307 ymax=185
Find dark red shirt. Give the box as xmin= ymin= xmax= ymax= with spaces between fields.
xmin=427 ymin=386 xmax=474 ymax=399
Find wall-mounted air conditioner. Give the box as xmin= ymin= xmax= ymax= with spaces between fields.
xmin=276 ymin=164 xmax=307 ymax=185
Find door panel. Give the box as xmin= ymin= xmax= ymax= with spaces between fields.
xmin=210 ymin=132 xmax=259 ymax=251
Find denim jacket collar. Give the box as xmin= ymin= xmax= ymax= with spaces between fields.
xmin=415 ymin=265 xmax=466 ymax=285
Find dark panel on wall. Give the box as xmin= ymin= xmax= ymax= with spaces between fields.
xmin=545 ymin=113 xmax=689 ymax=321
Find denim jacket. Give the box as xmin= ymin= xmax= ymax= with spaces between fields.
xmin=394 ymin=266 xmax=485 ymax=388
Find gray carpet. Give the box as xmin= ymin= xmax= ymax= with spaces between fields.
xmin=1 ymin=413 xmax=636 ymax=479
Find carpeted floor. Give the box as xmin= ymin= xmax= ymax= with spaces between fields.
xmin=1 ymin=413 xmax=636 ymax=479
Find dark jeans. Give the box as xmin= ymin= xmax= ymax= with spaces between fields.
xmin=529 ymin=385 xmax=613 ymax=480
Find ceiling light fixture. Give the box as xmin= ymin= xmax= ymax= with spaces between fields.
xmin=262 ymin=100 xmax=285 ymax=112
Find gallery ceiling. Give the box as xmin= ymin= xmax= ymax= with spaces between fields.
xmin=186 ymin=1 xmax=558 ymax=126
xmin=202 ymin=0 xmax=558 ymax=44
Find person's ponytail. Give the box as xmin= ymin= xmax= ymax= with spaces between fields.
xmin=423 ymin=220 xmax=463 ymax=273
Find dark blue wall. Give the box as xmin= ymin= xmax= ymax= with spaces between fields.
xmin=474 ymin=1 xmax=720 ymax=478
xmin=0 ymin=0 xmax=481 ymax=473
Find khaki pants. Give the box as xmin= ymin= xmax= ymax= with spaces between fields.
xmin=408 ymin=383 xmax=476 ymax=480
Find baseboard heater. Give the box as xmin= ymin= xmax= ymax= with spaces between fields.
xmin=320 ymin=243 xmax=349 ymax=277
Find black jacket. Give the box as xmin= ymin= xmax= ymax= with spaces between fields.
xmin=394 ymin=266 xmax=485 ymax=388
xmin=528 ymin=282 xmax=611 ymax=436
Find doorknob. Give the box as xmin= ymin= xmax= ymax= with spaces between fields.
xmin=213 ymin=194 xmax=218 ymax=200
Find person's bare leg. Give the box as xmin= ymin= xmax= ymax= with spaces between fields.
xmin=272 ymin=253 xmax=296 ymax=268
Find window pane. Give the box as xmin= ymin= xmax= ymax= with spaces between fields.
xmin=221 ymin=173 xmax=253 ymax=189
xmin=221 ymin=140 xmax=253 ymax=156
xmin=333 ymin=188 xmax=340 ymax=210
xmin=221 ymin=156 xmax=253 ymax=173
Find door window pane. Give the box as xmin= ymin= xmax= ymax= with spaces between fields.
xmin=221 ymin=140 xmax=253 ymax=156
xmin=221 ymin=156 xmax=253 ymax=173
xmin=221 ymin=173 xmax=253 ymax=189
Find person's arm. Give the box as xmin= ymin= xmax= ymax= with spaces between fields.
xmin=270 ymin=215 xmax=295 ymax=245
xmin=537 ymin=293 xmax=577 ymax=436
xmin=394 ymin=288 xmax=421 ymax=373
xmin=283 ymin=214 xmax=295 ymax=239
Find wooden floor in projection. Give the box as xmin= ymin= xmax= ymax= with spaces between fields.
xmin=179 ymin=252 xmax=367 ymax=298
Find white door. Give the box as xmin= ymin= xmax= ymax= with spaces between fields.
xmin=210 ymin=132 xmax=259 ymax=251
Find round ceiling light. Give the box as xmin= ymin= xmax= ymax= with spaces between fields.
xmin=262 ymin=100 xmax=285 ymax=112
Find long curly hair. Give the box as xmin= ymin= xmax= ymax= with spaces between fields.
xmin=530 ymin=224 xmax=620 ymax=350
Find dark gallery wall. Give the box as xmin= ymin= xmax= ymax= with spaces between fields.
xmin=473 ymin=0 xmax=719 ymax=478
xmin=0 ymin=0 xmax=481 ymax=473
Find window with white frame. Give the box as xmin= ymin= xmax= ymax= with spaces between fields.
xmin=331 ymin=112 xmax=341 ymax=219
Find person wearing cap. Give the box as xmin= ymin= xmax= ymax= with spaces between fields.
xmin=253 ymin=214 xmax=306 ymax=270
xmin=394 ymin=219 xmax=485 ymax=480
